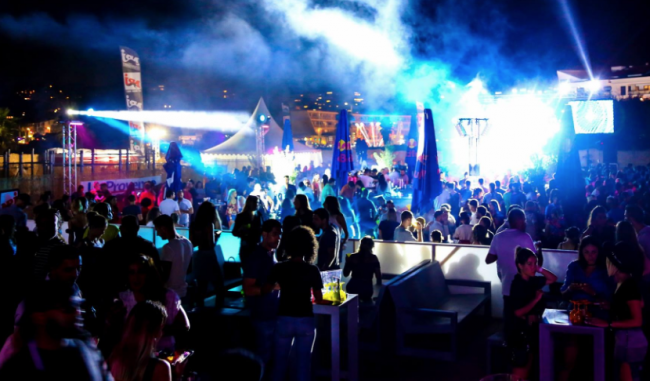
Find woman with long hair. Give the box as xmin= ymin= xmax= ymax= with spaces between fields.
xmin=338 ymin=196 xmax=358 ymax=239
xmin=558 ymin=236 xmax=614 ymax=381
xmin=276 ymin=215 xmax=301 ymax=262
xmin=376 ymin=175 xmax=390 ymax=195
xmin=269 ymin=227 xmax=325 ymax=381
xmin=488 ymin=200 xmax=504 ymax=229
xmin=226 ymin=189 xmax=241 ymax=229
xmin=615 ymin=220 xmax=648 ymax=281
xmin=109 ymin=301 xmax=171 ymax=381
xmin=293 ymin=194 xmax=313 ymax=227
xmin=586 ymin=242 xmax=647 ymax=381
xmin=582 ymin=205 xmax=615 ymax=246
xmin=279 ymin=192 xmax=296 ymax=222
xmin=506 ymin=247 xmax=557 ymax=380
xmin=561 ymin=235 xmax=613 ymax=302
xmin=117 ymin=256 xmax=190 ymax=352
xmin=378 ymin=208 xmax=400 ymax=241
xmin=343 ymin=236 xmax=381 ymax=301
xmin=190 ymin=201 xmax=222 ymax=249
xmin=323 ymin=196 xmax=350 ymax=243
xmin=311 ymin=174 xmax=321 ymax=202
xmin=232 ymin=196 xmax=263 ymax=265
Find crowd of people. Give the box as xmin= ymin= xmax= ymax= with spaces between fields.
xmin=2 ymin=161 xmax=650 ymax=379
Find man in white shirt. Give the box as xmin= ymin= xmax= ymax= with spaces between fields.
xmin=159 ymin=189 xmax=180 ymax=217
xmin=393 ymin=210 xmax=423 ymax=242
xmin=154 ymin=214 xmax=193 ymax=297
xmin=177 ymin=190 xmax=194 ymax=227
xmin=357 ymin=169 xmax=375 ymax=189
xmin=388 ymin=168 xmax=400 ymax=185
xmin=434 ymin=186 xmax=452 ymax=211
xmin=485 ymin=208 xmax=536 ymax=298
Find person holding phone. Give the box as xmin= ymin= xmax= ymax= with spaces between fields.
xmin=109 ymin=301 xmax=171 ymax=381
xmin=505 ymin=247 xmax=557 ymax=381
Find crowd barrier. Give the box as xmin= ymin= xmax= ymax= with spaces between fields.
xmin=36 ymin=219 xmax=577 ymax=317
xmin=345 ymin=239 xmax=578 ymax=317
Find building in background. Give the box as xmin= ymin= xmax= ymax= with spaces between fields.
xmin=558 ymin=63 xmax=650 ymax=100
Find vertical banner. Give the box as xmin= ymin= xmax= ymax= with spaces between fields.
xmin=120 ymin=46 xmax=145 ymax=156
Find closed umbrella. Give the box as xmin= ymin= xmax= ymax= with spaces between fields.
xmin=411 ymin=109 xmax=443 ymax=213
xmin=332 ymin=109 xmax=354 ymax=191
xmin=282 ymin=118 xmax=294 ymax=152
xmin=555 ymin=105 xmax=585 ymax=226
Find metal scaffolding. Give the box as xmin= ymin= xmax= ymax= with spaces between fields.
xmin=456 ymin=118 xmax=489 ymax=176
xmin=62 ymin=121 xmax=80 ymax=196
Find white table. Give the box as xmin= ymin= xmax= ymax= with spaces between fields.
xmin=314 ymin=294 xmax=359 ymax=381
xmin=539 ymin=309 xmax=606 ymax=381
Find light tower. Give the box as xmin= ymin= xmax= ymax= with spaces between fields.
xmin=255 ymin=114 xmax=270 ymax=168
xmin=62 ymin=121 xmax=81 ymax=196
xmin=456 ymin=118 xmax=489 ymax=176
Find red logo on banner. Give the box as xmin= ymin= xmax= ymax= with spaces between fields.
xmin=338 ymin=140 xmax=349 ymax=151
xmin=338 ymin=153 xmax=350 ymax=163
xmin=124 ymin=73 xmax=141 ymax=89
xmin=407 ymin=138 xmax=417 ymax=149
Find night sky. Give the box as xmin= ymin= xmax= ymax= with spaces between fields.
xmin=1 ymin=0 xmax=649 ymax=112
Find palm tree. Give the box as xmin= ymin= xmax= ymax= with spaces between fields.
xmin=0 ymin=108 xmax=19 ymax=152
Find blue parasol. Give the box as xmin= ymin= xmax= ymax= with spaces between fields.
xmin=411 ymin=109 xmax=443 ymax=213
xmin=332 ymin=109 xmax=354 ymax=191
xmin=282 ymin=118 xmax=294 ymax=152
xmin=555 ymin=105 xmax=585 ymax=225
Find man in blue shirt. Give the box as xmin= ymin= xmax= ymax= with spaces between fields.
xmin=243 ymin=219 xmax=282 ymax=365
xmin=0 ymin=193 xmax=30 ymax=229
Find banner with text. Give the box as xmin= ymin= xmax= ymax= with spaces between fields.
xmin=85 ymin=175 xmax=160 ymax=195
xmin=120 ymin=46 xmax=145 ymax=156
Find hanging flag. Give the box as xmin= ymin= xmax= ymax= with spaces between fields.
xmin=282 ymin=118 xmax=295 ymax=152
xmin=120 ymin=46 xmax=145 ymax=156
xmin=411 ymin=109 xmax=443 ymax=213
xmin=332 ymin=109 xmax=354 ymax=191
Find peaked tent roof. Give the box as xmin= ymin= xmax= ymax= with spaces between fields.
xmin=203 ymin=98 xmax=313 ymax=155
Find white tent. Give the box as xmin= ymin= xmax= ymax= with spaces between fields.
xmin=201 ymin=98 xmax=322 ymax=171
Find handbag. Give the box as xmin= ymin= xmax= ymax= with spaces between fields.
xmin=614 ymin=328 xmax=648 ymax=364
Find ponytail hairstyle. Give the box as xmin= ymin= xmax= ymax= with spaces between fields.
xmin=514 ymin=246 xmax=537 ymax=273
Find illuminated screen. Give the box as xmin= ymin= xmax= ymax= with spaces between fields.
xmin=569 ymin=100 xmax=614 ymax=134
xmin=0 ymin=189 xmax=18 ymax=208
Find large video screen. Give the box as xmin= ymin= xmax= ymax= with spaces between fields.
xmin=569 ymin=100 xmax=614 ymax=134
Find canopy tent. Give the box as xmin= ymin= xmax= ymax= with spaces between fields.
xmin=202 ymin=98 xmax=321 ymax=170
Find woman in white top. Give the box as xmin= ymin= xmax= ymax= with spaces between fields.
xmin=323 ymin=196 xmax=350 ymax=243
xmin=116 ymin=255 xmax=189 ymax=352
